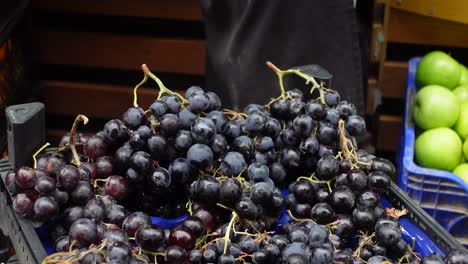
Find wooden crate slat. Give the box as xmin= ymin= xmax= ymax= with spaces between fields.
xmin=41 ymin=80 xmax=183 ymax=119
xmin=388 ymin=8 xmax=468 ymax=48
xmin=37 ymin=31 xmax=206 ymax=75
xmin=389 ymin=0 xmax=468 ymax=25
xmin=32 ymin=0 xmax=202 ymax=21
xmin=377 ymin=115 xmax=402 ymax=151
xmin=379 ymin=61 xmax=408 ymax=99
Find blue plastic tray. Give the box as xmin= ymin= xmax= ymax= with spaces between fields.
xmin=397 ymin=57 xmax=468 ymax=247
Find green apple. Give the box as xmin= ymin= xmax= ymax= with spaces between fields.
xmin=453 ymin=84 xmax=468 ymax=103
xmin=416 ymin=51 xmax=461 ymax=89
xmin=452 ymin=163 xmax=468 ymax=185
xmin=454 ymin=102 xmax=468 ymax=139
xmin=458 ymin=64 xmax=468 ymax=86
xmin=415 ymin=128 xmax=462 ymax=171
xmin=413 ymin=85 xmax=460 ymax=130
xmin=464 ymin=139 xmax=468 ymax=160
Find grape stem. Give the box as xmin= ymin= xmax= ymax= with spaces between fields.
xmin=69 ymin=114 xmax=89 ymax=166
xmin=223 ymin=211 xmax=238 ymax=254
xmin=186 ymin=198 xmax=193 ymax=215
xmin=266 ymin=61 xmax=321 ymax=100
xmin=141 ymin=64 xmax=188 ymax=104
xmin=32 ymin=142 xmax=50 ymax=168
xmin=296 ymin=174 xmax=335 ymax=193
xmin=337 ymin=119 xmax=371 ymax=170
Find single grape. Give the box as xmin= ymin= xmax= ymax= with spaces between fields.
xmin=206 ymin=110 xmax=227 ymax=132
xmin=330 ymin=186 xmax=355 ymax=214
xmin=148 ymin=168 xmax=172 ymax=192
xmin=84 ymin=197 xmax=106 ymax=221
xmin=270 ymin=99 xmax=289 ymax=120
xmin=345 ymin=115 xmax=366 ymax=138
xmin=169 ymin=158 xmax=192 ymax=185
xmin=188 ymin=92 xmax=210 ymax=113
xmin=12 ymin=193 xmax=34 ymax=216
xmin=316 ymin=155 xmax=339 ymax=180
xmin=306 ymin=100 xmax=326 ymax=120
xmin=219 ymin=178 xmax=242 ymax=206
xmin=122 ymin=107 xmax=147 ymax=130
xmin=311 ymin=202 xmax=335 ymax=224
xmin=69 ymin=218 xmax=99 ymax=248
xmin=63 ymin=206 xmax=85 ymax=227
xmin=106 ymin=204 xmax=128 ymax=227
xmin=179 ymin=109 xmax=198 ymax=130
xmin=269 ymin=163 xmax=287 ymax=184
xmin=35 ymin=176 xmax=56 ymax=195
xmin=130 ymin=151 xmax=153 ymax=173
xmin=15 ymin=167 xmax=37 ymax=189
xmin=160 ymin=113 xmax=180 ymax=137
xmin=221 ymin=151 xmax=246 ymax=176
xmin=368 ymin=171 xmax=391 ymax=193
xmin=336 ymin=101 xmax=356 ymax=119
xmin=191 ymin=117 xmax=216 ymax=144
xmin=135 ymin=224 xmax=165 ymax=251
xmin=84 ymin=135 xmax=108 ymax=161
xmin=108 ymin=241 xmax=132 ymax=263
xmin=165 ymin=245 xmax=188 ymax=263
xmin=231 ymin=136 xmax=254 ymax=159
xmin=281 ymin=148 xmax=301 ymax=169
xmin=161 ymin=95 xmax=182 ymax=114
xmin=147 ymin=135 xmax=167 ymax=160
xmin=102 ymin=119 xmax=129 ymax=145
xmin=185 ymin=86 xmax=204 ymax=98
xmin=150 ymin=100 xmax=168 ymax=117
xmin=57 ymin=165 xmax=80 ymax=192
xmin=105 ymin=175 xmax=128 ymax=200
xmin=169 ymin=226 xmax=195 ymax=250
xmin=223 ymin=119 xmax=242 ymax=142
xmin=245 ymin=112 xmax=268 ymax=134
xmin=182 ymin=216 xmax=205 ymax=238
xmin=54 ymin=236 xmax=70 ymax=252
xmin=174 ymin=130 xmax=193 ymax=152
xmin=70 ymin=181 xmax=94 ymax=205
xmin=122 ymin=212 xmax=152 ymax=237
xmin=316 ymin=122 xmax=338 ymax=145
xmin=324 ymin=90 xmax=340 ymax=107
xmin=187 ymin=144 xmax=213 ymax=169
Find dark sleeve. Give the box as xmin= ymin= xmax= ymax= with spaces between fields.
xmin=201 ymin=0 xmax=365 ymax=113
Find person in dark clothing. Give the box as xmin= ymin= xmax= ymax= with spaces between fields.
xmin=201 ymin=0 xmax=367 ymax=114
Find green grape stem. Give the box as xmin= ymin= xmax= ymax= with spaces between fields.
xmin=32 ymin=142 xmax=51 ymax=169
xmin=266 ymin=61 xmax=321 ymax=100
xmin=223 ymin=211 xmax=238 ymax=254
xmin=141 ymin=64 xmax=188 ymax=104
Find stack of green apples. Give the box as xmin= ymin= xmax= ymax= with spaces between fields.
xmin=414 ymin=51 xmax=468 ymax=185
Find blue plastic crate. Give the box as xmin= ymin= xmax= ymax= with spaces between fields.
xmin=397 ymin=57 xmax=468 ymax=247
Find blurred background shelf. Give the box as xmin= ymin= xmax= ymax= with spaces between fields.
xmin=30 ymin=0 xmax=206 ymax=143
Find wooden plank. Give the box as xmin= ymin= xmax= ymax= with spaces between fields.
xmin=379 ymin=61 xmax=408 ymax=99
xmin=32 ymin=0 xmax=202 ymax=21
xmin=41 ymin=80 xmax=185 ymax=119
xmin=389 ymin=0 xmax=468 ymax=25
xmin=388 ymin=8 xmax=468 ymax=48
xmin=377 ymin=115 xmax=402 ymax=151
xmin=366 ymin=78 xmax=378 ymax=114
xmin=36 ymin=31 xmax=206 ymax=75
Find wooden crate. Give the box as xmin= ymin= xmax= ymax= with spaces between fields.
xmin=32 ymin=1 xmax=205 ymax=140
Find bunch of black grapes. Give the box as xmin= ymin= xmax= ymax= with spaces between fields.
xmin=7 ymin=64 xmax=466 ymax=264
